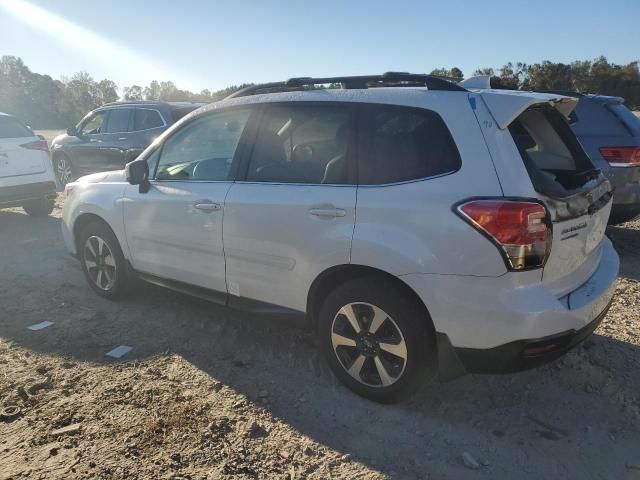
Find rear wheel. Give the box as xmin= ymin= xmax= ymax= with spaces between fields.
xmin=317 ymin=277 xmax=435 ymax=403
xmin=78 ymin=221 xmax=128 ymax=298
xmin=54 ymin=154 xmax=74 ymax=187
xmin=22 ymin=198 xmax=54 ymax=217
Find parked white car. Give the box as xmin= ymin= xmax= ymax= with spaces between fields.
xmin=61 ymin=73 xmax=619 ymax=402
xmin=0 ymin=112 xmax=57 ymax=216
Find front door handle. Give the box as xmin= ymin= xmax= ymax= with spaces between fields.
xmin=309 ymin=207 xmax=346 ymax=218
xmin=194 ymin=200 xmax=222 ymax=212
xmin=118 ymin=137 xmax=128 ymax=141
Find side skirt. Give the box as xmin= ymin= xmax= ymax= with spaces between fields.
xmin=136 ymin=271 xmax=309 ymax=327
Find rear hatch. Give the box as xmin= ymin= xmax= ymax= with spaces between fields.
xmin=479 ymin=91 xmax=613 ymax=296
xmin=0 ymin=115 xmax=47 ymax=179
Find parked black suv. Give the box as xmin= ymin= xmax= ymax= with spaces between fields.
xmin=50 ymin=101 xmax=204 ymax=186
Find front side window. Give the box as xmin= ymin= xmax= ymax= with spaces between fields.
xmin=358 ymin=105 xmax=461 ymax=185
xmin=104 ymin=108 xmax=133 ymax=133
xmin=79 ymin=111 xmax=106 ymax=135
xmin=246 ymin=103 xmax=352 ymax=184
xmin=154 ymin=108 xmax=251 ymax=181
xmin=134 ymin=109 xmax=164 ymax=131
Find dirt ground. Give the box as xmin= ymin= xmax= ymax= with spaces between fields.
xmin=1 ymin=193 xmax=639 ymax=480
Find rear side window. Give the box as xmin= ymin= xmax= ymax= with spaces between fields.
xmin=104 ymin=108 xmax=133 ymax=133
xmin=358 ymin=105 xmax=461 ymax=185
xmin=0 ymin=116 xmax=32 ymax=139
xmin=246 ymin=103 xmax=352 ymax=184
xmin=134 ymin=109 xmax=164 ymax=131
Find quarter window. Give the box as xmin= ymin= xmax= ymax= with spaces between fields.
xmin=104 ymin=108 xmax=132 ymax=133
xmin=79 ymin=111 xmax=106 ymax=135
xmin=358 ymin=105 xmax=461 ymax=185
xmin=134 ymin=109 xmax=164 ymax=131
xmin=154 ymin=108 xmax=251 ymax=181
xmin=246 ymin=104 xmax=352 ymax=184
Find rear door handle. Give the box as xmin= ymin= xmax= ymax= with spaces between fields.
xmin=309 ymin=207 xmax=346 ymax=218
xmin=194 ymin=200 xmax=222 ymax=212
xmin=118 ymin=137 xmax=128 ymax=141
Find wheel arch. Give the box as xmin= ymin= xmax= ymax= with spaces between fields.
xmin=307 ymin=264 xmax=436 ymax=338
xmin=72 ymin=213 xmax=116 ymax=254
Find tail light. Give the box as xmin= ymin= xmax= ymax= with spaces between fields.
xmin=456 ymin=199 xmax=551 ymax=270
xmin=19 ymin=139 xmax=49 ymax=152
xmin=599 ymin=147 xmax=640 ymax=166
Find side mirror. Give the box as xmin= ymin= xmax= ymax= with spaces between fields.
xmin=66 ymin=126 xmax=78 ymax=137
xmin=125 ymin=159 xmax=150 ymax=193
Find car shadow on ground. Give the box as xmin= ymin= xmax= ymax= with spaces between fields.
xmin=1 ymin=208 xmax=639 ymax=479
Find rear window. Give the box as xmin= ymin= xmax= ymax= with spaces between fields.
xmin=358 ymin=105 xmax=461 ymax=185
xmin=509 ymin=107 xmax=597 ymax=195
xmin=134 ymin=109 xmax=164 ymax=131
xmin=0 ymin=116 xmax=33 ymax=139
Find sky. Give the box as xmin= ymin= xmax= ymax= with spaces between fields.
xmin=1 ymin=0 xmax=638 ymax=94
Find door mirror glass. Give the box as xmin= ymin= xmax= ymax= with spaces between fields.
xmin=66 ymin=126 xmax=78 ymax=136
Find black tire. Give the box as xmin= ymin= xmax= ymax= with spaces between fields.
xmin=22 ymin=198 xmax=54 ymax=217
xmin=78 ymin=220 xmax=128 ymax=299
xmin=317 ymin=276 xmax=436 ymax=403
xmin=53 ymin=153 xmax=74 ymax=187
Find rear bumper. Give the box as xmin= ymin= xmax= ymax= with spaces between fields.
xmin=0 ymin=181 xmax=57 ymax=207
xmin=607 ymin=165 xmax=640 ymax=218
xmin=401 ymin=237 xmax=619 ymax=377
xmin=453 ymin=297 xmax=613 ymax=373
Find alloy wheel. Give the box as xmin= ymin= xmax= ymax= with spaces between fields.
xmin=56 ymin=156 xmax=73 ymax=186
xmin=83 ymin=236 xmax=117 ymax=291
xmin=331 ymin=302 xmax=408 ymax=387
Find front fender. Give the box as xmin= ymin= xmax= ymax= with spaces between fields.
xmin=61 ymin=182 xmax=128 ymax=257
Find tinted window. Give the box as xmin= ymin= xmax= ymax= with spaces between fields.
xmin=104 ymin=108 xmax=132 ymax=133
xmin=172 ymin=106 xmax=199 ymax=123
xmin=79 ymin=111 xmax=106 ymax=135
xmin=0 ymin=116 xmax=32 ymax=139
xmin=134 ymin=109 xmax=164 ymax=131
xmin=246 ymin=104 xmax=351 ymax=184
xmin=154 ymin=108 xmax=251 ymax=181
xmin=358 ymin=105 xmax=461 ymax=185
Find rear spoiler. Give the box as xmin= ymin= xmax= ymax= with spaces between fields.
xmin=461 ymin=76 xmax=578 ymax=130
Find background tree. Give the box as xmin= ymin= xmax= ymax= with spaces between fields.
xmin=1 ymin=56 xmax=638 ymax=129
xmin=122 ymin=85 xmax=143 ymax=101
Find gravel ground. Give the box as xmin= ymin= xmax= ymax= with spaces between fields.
xmin=0 ymin=195 xmax=639 ymax=480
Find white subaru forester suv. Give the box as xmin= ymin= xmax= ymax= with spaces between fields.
xmin=62 ymin=73 xmax=619 ymax=402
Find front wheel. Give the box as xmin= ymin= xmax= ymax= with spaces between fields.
xmin=54 ymin=154 xmax=74 ymax=187
xmin=317 ymin=277 xmax=436 ymax=403
xmin=78 ymin=221 xmax=128 ymax=299
xmin=22 ymin=198 xmax=54 ymax=217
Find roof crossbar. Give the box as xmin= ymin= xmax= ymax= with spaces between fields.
xmin=225 ymin=72 xmax=467 ymax=99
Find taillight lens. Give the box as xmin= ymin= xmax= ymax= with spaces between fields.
xmin=19 ymin=139 xmax=49 ymax=152
xmin=457 ymin=200 xmax=551 ymax=270
xmin=599 ymin=146 xmax=640 ymax=166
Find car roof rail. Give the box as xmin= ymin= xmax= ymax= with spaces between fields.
xmin=225 ymin=72 xmax=467 ymax=99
